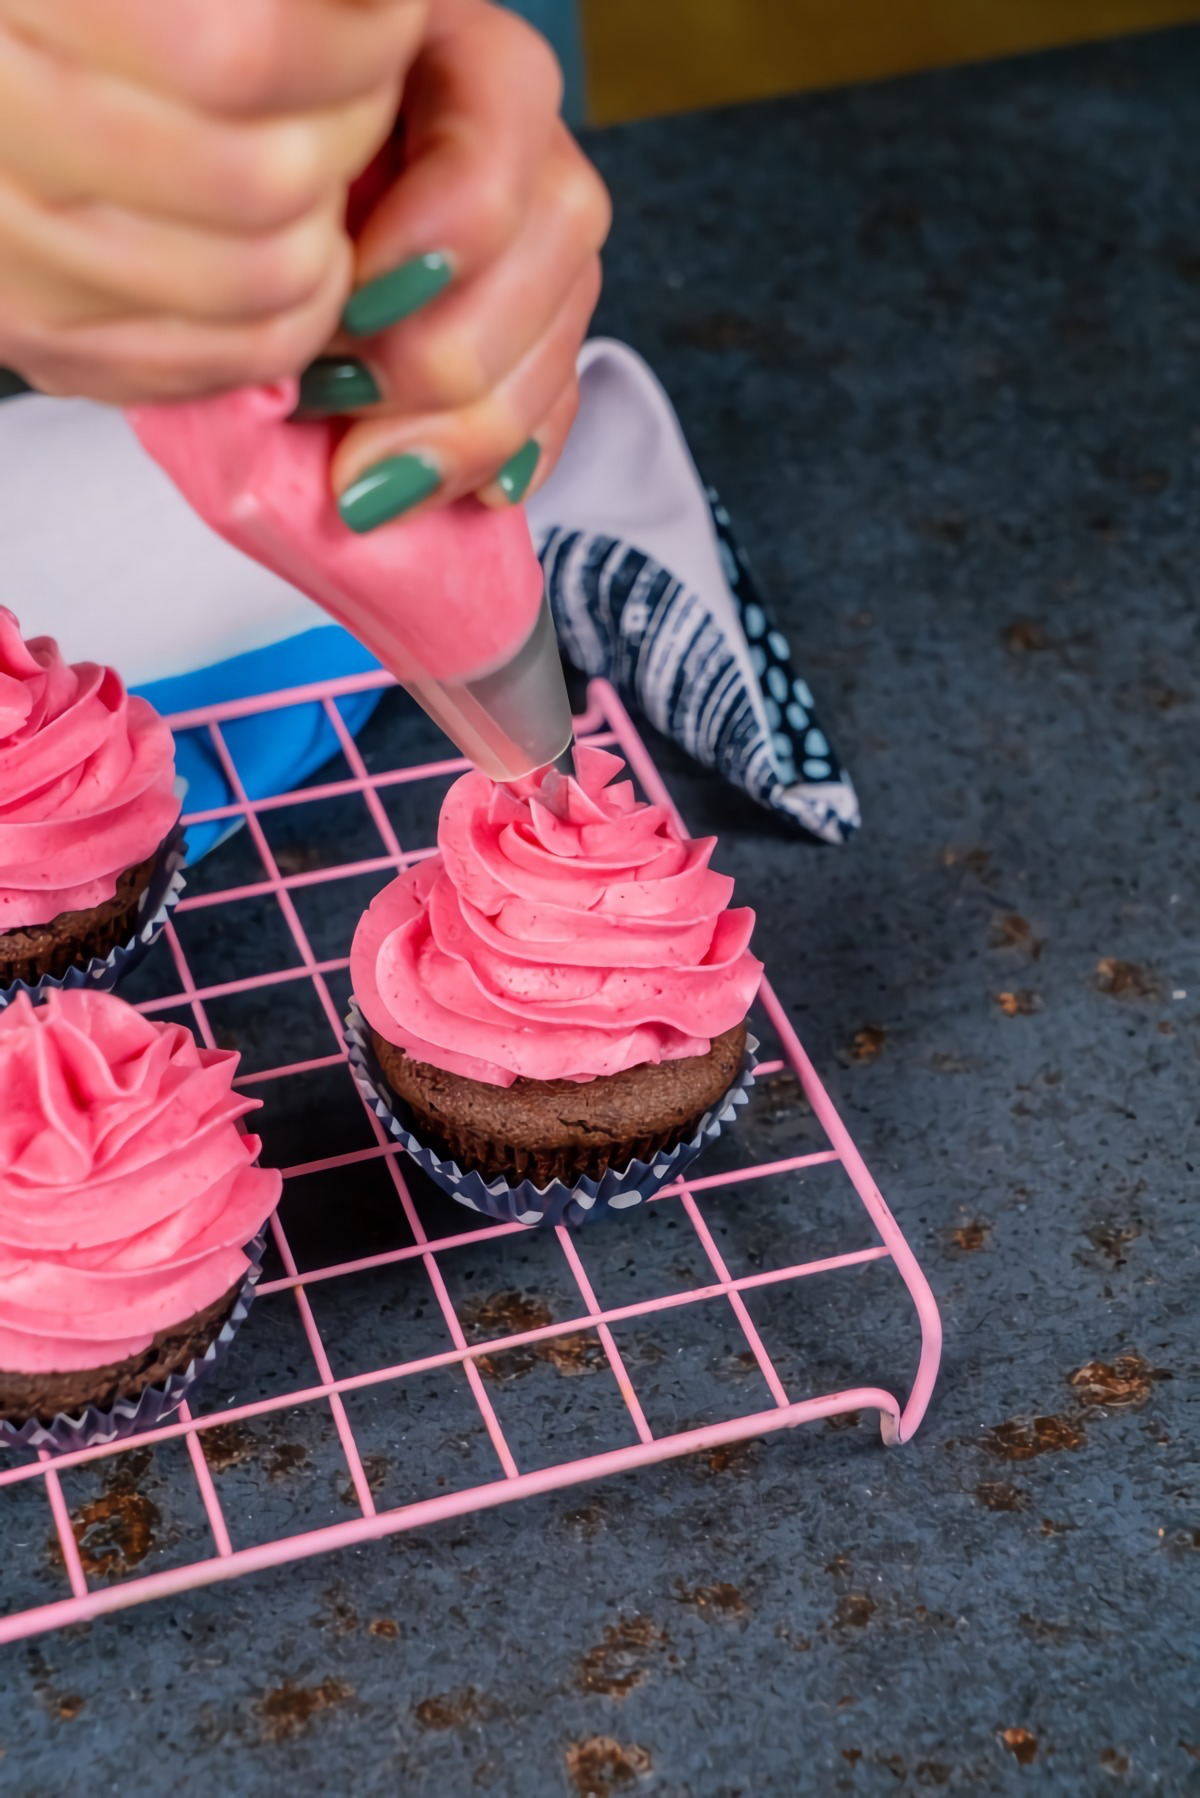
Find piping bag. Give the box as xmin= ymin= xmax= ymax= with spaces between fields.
xmin=127 ymin=384 xmax=576 ymax=781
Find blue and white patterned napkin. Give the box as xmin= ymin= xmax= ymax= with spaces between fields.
xmin=529 ymin=340 xmax=858 ymax=844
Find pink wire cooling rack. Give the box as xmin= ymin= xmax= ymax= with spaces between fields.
xmin=0 ymin=674 xmax=941 ymax=1646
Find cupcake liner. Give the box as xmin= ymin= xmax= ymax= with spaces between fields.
xmin=345 ymin=1002 xmax=759 ymax=1229
xmin=0 ymin=823 xmax=188 ymax=1010
xmin=0 ymin=1234 xmax=265 ymax=1456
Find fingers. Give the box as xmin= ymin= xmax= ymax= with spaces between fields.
xmin=331 ymin=255 xmax=598 ymax=530
xmin=0 ymin=0 xmax=427 ymax=117
xmin=297 ymin=1 xmax=610 ymax=527
xmin=0 ymin=0 xmax=421 ymax=404
xmin=340 ymin=5 xmax=565 ymax=336
xmin=0 ymin=19 xmax=402 ymax=234
xmin=0 ymin=172 xmax=351 ymax=326
xmin=353 ymin=131 xmax=609 ymax=416
xmin=6 ymin=238 xmax=352 ymax=404
xmin=0 ymin=23 xmax=399 ymax=232
xmin=476 ymin=373 xmax=580 ymax=509
xmin=294 ymin=115 xmax=609 ymax=422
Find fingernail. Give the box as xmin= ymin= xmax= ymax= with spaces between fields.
xmin=342 ymin=252 xmax=453 ymax=337
xmin=494 ymin=438 xmax=540 ymax=505
xmin=292 ymin=357 xmax=381 ymax=416
xmin=338 ymin=453 xmax=440 ymax=532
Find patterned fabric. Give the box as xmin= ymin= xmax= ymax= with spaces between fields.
xmin=539 ymin=487 xmax=859 ymax=846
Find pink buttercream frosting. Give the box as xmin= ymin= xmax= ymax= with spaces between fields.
xmin=0 ymin=609 xmax=179 ymax=932
xmin=0 ymin=990 xmax=281 ymax=1377
xmin=351 ymin=746 xmax=762 ymax=1087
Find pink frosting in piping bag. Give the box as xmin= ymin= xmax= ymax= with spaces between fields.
xmin=128 ymin=134 xmax=570 ymax=771
xmin=0 ymin=990 xmax=281 ymax=1376
xmin=351 ymin=746 xmax=762 ymax=1086
xmin=0 ymin=609 xmax=179 ymax=932
xmin=127 ymin=385 xmax=577 ymax=779
xmin=129 ymin=385 xmax=542 ymax=685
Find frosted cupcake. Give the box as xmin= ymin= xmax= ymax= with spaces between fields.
xmin=0 ymin=990 xmax=281 ymax=1447
xmin=350 ymin=748 xmax=761 ymax=1202
xmin=0 ymin=608 xmax=182 ymax=993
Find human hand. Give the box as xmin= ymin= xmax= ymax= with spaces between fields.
xmin=0 ymin=0 xmax=422 ymax=402
xmin=295 ymin=0 xmax=611 ymax=527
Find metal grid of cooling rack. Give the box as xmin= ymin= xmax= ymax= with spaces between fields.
xmin=0 ymin=675 xmax=941 ymax=1646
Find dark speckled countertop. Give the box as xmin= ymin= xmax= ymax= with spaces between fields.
xmin=2 ymin=26 xmax=1198 ymax=1795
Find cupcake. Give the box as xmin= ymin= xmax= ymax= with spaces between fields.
xmin=350 ymin=747 xmax=761 ymax=1202
xmin=0 ymin=608 xmax=182 ymax=993
xmin=0 ymin=989 xmax=281 ymax=1448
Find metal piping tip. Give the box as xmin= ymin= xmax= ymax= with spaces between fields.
xmin=550 ymin=740 xmax=577 ymax=780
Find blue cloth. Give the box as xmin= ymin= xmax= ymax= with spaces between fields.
xmin=133 ymin=626 xmax=382 ymax=860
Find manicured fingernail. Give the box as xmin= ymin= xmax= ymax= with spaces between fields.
xmin=342 ymin=252 xmax=453 ymax=337
xmin=292 ymin=357 xmax=381 ymax=416
xmin=494 ymin=438 xmax=540 ymax=505
xmin=338 ymin=453 xmax=440 ymax=532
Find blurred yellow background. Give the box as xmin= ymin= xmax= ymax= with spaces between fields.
xmin=582 ymin=0 xmax=1200 ymax=124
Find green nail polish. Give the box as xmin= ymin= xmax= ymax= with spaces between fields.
xmin=338 ymin=453 xmax=440 ymax=533
xmin=494 ymin=438 xmax=540 ymax=505
xmin=292 ymin=357 xmax=381 ymax=417
xmin=342 ymin=252 xmax=453 ymax=337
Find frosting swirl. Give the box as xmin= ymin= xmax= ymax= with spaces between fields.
xmin=0 ymin=608 xmax=179 ymax=931
xmin=352 ymin=746 xmax=761 ymax=1086
xmin=0 ymin=990 xmax=281 ymax=1376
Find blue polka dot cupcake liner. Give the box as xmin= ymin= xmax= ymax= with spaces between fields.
xmin=345 ymin=1002 xmax=759 ymax=1230
xmin=0 ymin=1234 xmax=265 ymax=1457
xmin=0 ymin=823 xmax=188 ymax=1011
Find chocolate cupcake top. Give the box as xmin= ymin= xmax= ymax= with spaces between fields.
xmin=0 ymin=990 xmax=280 ymax=1376
xmin=352 ymin=747 xmax=761 ymax=1087
xmin=0 ymin=608 xmax=179 ymax=932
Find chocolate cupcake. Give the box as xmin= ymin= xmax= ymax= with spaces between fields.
xmin=350 ymin=747 xmax=761 ymax=1212
xmin=0 ymin=609 xmax=182 ymax=992
xmin=0 ymin=990 xmax=281 ymax=1449
xmin=372 ymin=1021 xmax=748 ymax=1186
